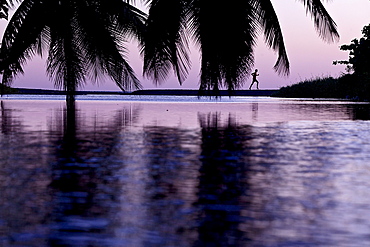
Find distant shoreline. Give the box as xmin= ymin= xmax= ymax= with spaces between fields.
xmin=11 ymin=88 xmax=278 ymax=96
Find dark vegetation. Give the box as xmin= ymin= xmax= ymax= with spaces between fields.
xmin=0 ymin=84 xmax=17 ymax=93
xmin=274 ymin=24 xmax=370 ymax=100
xmin=272 ymin=74 xmax=370 ymax=100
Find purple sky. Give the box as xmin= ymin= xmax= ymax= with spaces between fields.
xmin=1 ymin=0 xmax=369 ymax=91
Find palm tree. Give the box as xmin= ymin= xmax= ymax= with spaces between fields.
xmin=0 ymin=0 xmax=146 ymax=100
xmin=141 ymin=0 xmax=340 ymax=95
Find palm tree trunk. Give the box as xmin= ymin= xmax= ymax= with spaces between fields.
xmin=65 ymin=78 xmax=76 ymax=104
xmin=66 ymin=93 xmax=75 ymax=105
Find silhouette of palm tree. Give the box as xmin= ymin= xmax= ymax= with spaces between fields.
xmin=0 ymin=0 xmax=146 ymax=100
xmin=142 ymin=0 xmax=339 ymax=95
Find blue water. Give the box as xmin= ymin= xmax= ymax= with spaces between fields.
xmin=1 ymin=95 xmax=370 ymax=246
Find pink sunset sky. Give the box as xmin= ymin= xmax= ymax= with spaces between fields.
xmin=0 ymin=0 xmax=369 ymax=91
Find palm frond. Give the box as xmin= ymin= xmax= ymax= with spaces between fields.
xmin=255 ymin=0 xmax=290 ymax=75
xmin=109 ymin=0 xmax=147 ymax=40
xmin=0 ymin=0 xmax=47 ymax=86
xmin=45 ymin=0 xmax=86 ymax=91
xmin=142 ymin=0 xmax=191 ymax=85
xmin=298 ymin=0 xmax=339 ymax=43
xmin=0 ymin=0 xmax=9 ymax=19
xmin=0 ymin=0 xmax=24 ymax=19
xmin=76 ymin=0 xmax=144 ymax=91
xmin=190 ymin=0 xmax=258 ymax=94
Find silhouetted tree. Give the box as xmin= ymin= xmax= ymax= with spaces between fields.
xmin=334 ymin=23 xmax=370 ymax=77
xmin=142 ymin=0 xmax=339 ymax=95
xmin=0 ymin=0 xmax=146 ymax=101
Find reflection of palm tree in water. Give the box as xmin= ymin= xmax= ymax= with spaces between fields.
xmin=141 ymin=126 xmax=200 ymax=245
xmin=0 ymin=100 xmax=143 ymax=246
xmin=195 ymin=112 xmax=252 ymax=246
xmin=48 ymin=101 xmax=141 ymax=245
xmin=1 ymin=101 xmax=16 ymax=134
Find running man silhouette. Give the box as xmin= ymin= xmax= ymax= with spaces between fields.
xmin=249 ymin=69 xmax=259 ymax=90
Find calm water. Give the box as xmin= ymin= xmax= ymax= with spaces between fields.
xmin=1 ymin=95 xmax=370 ymax=247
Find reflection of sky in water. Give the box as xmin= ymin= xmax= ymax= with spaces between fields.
xmin=1 ymin=96 xmax=370 ymax=246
